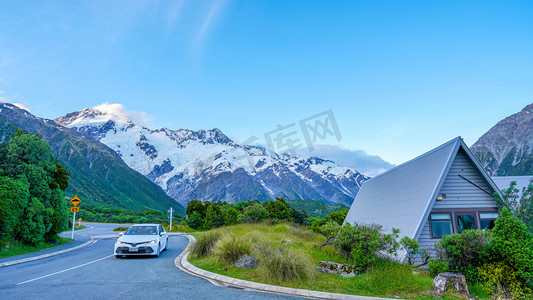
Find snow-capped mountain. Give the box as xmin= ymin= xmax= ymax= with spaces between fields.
xmin=55 ymin=104 xmax=369 ymax=207
xmin=471 ymin=103 xmax=533 ymax=176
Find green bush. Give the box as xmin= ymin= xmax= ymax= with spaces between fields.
xmin=336 ymin=223 xmax=381 ymax=272
xmin=428 ymin=258 xmax=448 ymax=277
xmin=187 ymin=212 xmax=204 ymax=229
xmin=318 ymin=220 xmax=341 ymax=237
xmin=435 ymin=229 xmax=490 ymax=281
xmin=215 ymin=234 xmax=250 ymax=264
xmin=264 ymin=198 xmax=291 ymax=220
xmin=191 ymin=231 xmax=221 ymax=258
xmin=489 ymin=208 xmax=533 ymax=290
xmin=478 ymin=261 xmax=529 ymax=298
xmin=224 ymin=207 xmax=239 ymax=226
xmin=242 ymin=203 xmax=267 ymax=223
xmin=257 ymin=244 xmax=315 ymax=282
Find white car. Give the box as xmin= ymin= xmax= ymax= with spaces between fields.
xmin=114 ymin=224 xmax=168 ymax=258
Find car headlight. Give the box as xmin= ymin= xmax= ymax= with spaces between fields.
xmin=116 ymin=241 xmax=127 ymax=246
xmin=147 ymin=240 xmax=157 ymax=245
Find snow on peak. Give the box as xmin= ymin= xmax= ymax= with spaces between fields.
xmin=56 ymin=103 xmax=150 ymax=128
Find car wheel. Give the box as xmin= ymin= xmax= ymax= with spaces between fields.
xmin=163 ymin=238 xmax=168 ymax=251
xmin=115 ymin=255 xmax=122 ymax=258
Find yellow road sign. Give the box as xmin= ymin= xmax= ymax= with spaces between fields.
xmin=70 ymin=207 xmax=80 ymax=212
xmin=70 ymin=196 xmax=81 ymax=206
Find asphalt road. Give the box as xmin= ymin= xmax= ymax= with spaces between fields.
xmin=0 ymin=223 xmax=302 ymax=300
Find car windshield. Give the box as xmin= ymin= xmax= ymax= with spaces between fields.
xmin=125 ymin=226 xmax=157 ymax=235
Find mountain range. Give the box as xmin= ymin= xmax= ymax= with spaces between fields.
xmin=0 ymin=102 xmax=185 ymax=214
xmin=472 ymin=103 xmax=533 ymax=176
xmin=55 ymin=105 xmax=369 ymax=207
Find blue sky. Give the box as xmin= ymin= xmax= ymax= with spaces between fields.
xmin=0 ymin=0 xmax=532 ymax=173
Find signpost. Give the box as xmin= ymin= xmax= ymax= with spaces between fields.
xmin=70 ymin=196 xmax=82 ymax=239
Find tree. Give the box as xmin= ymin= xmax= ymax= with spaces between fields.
xmin=265 ymin=197 xmax=291 ymax=220
xmin=326 ymin=208 xmax=348 ymax=225
xmin=243 ymin=203 xmax=267 ymax=223
xmin=186 ymin=200 xmax=207 ymax=218
xmin=0 ymin=131 xmax=69 ymax=244
xmin=495 ymin=180 xmax=533 ymax=231
xmin=224 ymin=207 xmax=239 ymax=226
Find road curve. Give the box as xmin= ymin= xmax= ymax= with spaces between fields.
xmin=0 ymin=223 xmax=302 ymax=300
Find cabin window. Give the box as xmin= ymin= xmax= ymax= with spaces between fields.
xmin=480 ymin=212 xmax=499 ymax=230
xmin=456 ymin=214 xmax=476 ymax=233
xmin=430 ymin=213 xmax=453 ymax=238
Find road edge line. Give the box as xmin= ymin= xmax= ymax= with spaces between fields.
xmin=174 ymin=234 xmax=394 ymax=300
xmin=0 ymin=238 xmax=97 ymax=268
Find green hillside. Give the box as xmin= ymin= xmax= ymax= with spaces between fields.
xmin=286 ymin=199 xmax=348 ymax=218
xmin=0 ymin=104 xmax=184 ymax=215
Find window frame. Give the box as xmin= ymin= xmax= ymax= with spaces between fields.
xmin=429 ymin=207 xmax=498 ymax=239
xmin=429 ymin=213 xmax=453 ymax=238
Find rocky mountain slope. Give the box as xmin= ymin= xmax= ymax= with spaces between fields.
xmin=471 ymin=103 xmax=533 ymax=176
xmin=0 ymin=103 xmax=185 ymax=214
xmin=55 ymin=105 xmax=369 ymax=207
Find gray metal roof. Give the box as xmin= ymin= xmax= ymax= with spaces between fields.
xmin=492 ymin=176 xmax=533 ymax=194
xmin=344 ymin=136 xmax=500 ymax=240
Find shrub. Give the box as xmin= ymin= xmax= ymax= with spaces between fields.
xmin=435 ymin=229 xmax=490 ymax=281
xmin=321 ymin=220 xmax=341 ymax=237
xmin=242 ymin=203 xmax=267 ymax=223
xmin=224 ymin=207 xmax=239 ymax=226
xmin=216 ymin=234 xmax=250 ymax=264
xmin=326 ymin=208 xmax=348 ymax=225
xmin=191 ymin=231 xmax=221 ymax=258
xmin=187 ymin=212 xmax=204 ymax=229
xmin=336 ymin=223 xmax=381 ymax=272
xmin=113 ymin=227 xmax=129 ymax=231
xmin=478 ymin=261 xmax=529 ymax=299
xmin=257 ymin=244 xmax=315 ymax=282
xmin=428 ymin=258 xmax=448 ymax=277
xmin=489 ymin=207 xmax=533 ymax=289
xmin=400 ymin=236 xmax=419 ymax=265
xmin=264 ymin=198 xmax=291 ymax=220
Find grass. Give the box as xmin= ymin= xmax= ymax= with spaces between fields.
xmin=188 ymin=222 xmax=488 ymax=300
xmin=74 ymin=224 xmax=86 ymax=230
xmin=0 ymin=237 xmax=73 ymax=259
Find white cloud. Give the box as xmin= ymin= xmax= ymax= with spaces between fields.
xmin=0 ymin=90 xmax=31 ymax=112
xmin=91 ymin=102 xmax=151 ymax=127
xmin=295 ymin=144 xmax=395 ymax=177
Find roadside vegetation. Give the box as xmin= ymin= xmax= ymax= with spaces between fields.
xmin=0 ymin=130 xmax=70 ymax=255
xmin=0 ymin=237 xmax=72 ymax=259
xmin=188 ymin=222 xmax=479 ymax=299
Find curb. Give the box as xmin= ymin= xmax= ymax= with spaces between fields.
xmin=174 ymin=234 xmax=394 ymax=300
xmin=0 ymin=238 xmax=97 ymax=268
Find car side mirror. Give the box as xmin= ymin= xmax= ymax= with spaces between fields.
xmin=119 ymin=232 xmax=124 ymax=236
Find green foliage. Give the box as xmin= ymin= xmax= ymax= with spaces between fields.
xmin=428 ymin=258 xmax=449 ymax=277
xmin=400 ymin=236 xmax=420 ymax=265
xmin=478 ymin=261 xmax=530 ymax=299
xmin=187 ymin=212 xmax=204 ymax=229
xmin=495 ymin=179 xmax=533 ymax=232
xmin=257 ymin=244 xmax=315 ymax=282
xmin=435 ymin=229 xmax=491 ymax=281
xmin=336 ymin=223 xmax=381 ymax=272
xmin=224 ymin=207 xmax=239 ymax=226
xmin=489 ymin=207 xmax=533 ymax=289
xmin=318 ymin=220 xmax=341 ymax=237
xmin=364 ymin=258 xmax=430 ymax=294
xmin=187 ymin=200 xmax=207 ymax=218
xmin=0 ymin=131 xmax=69 ymax=245
xmin=216 ymin=234 xmax=250 ymax=264
xmin=286 ymin=199 xmax=348 ymax=218
xmin=242 ymin=203 xmax=267 ymax=223
xmin=191 ymin=231 xmax=221 ymax=258
xmin=264 ymin=197 xmax=291 ymax=220
xmin=326 ymin=208 xmax=348 ymax=225
xmin=290 ymin=208 xmax=308 ymax=225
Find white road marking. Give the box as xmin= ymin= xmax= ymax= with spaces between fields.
xmin=16 ymin=254 xmax=114 ymax=285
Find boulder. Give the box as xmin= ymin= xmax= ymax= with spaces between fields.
xmin=234 ymin=255 xmax=258 ymax=269
xmin=316 ymin=261 xmax=357 ymax=277
xmin=433 ymin=272 xmax=472 ymax=298
xmin=282 ymin=239 xmax=294 ymax=244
